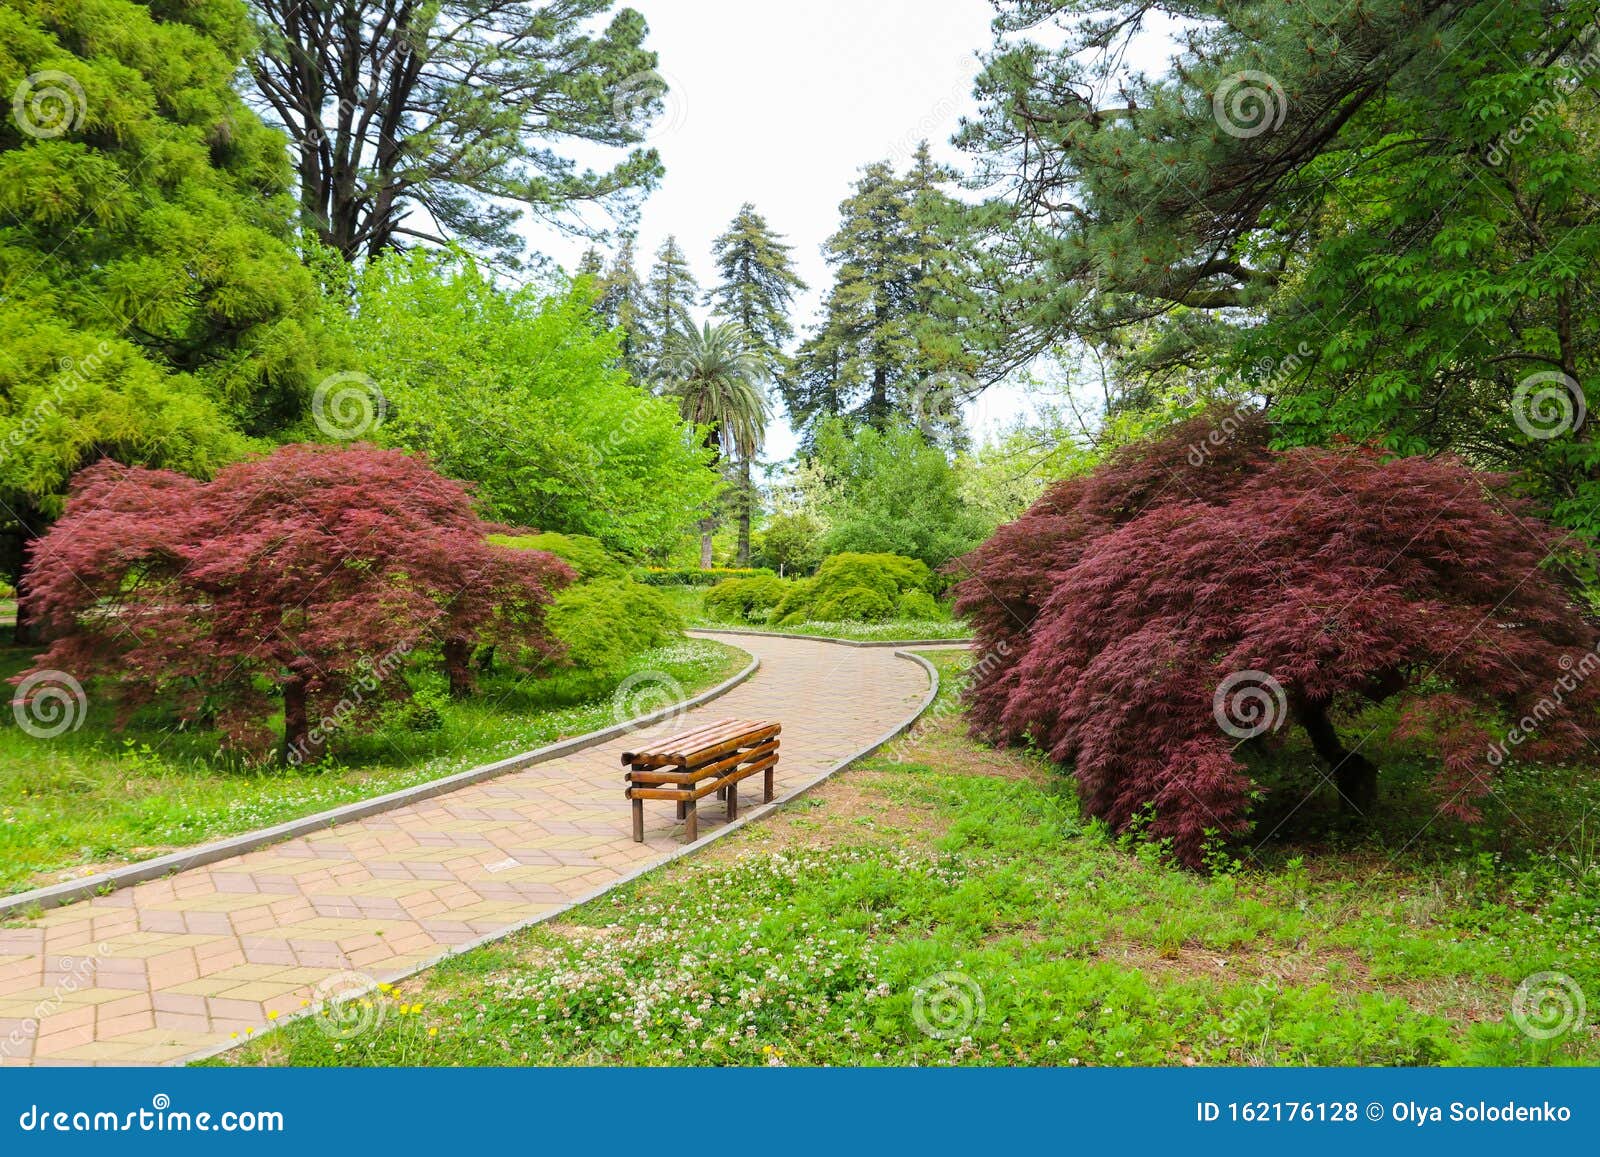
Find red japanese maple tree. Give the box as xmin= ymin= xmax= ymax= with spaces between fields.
xmin=953 ymin=412 xmax=1600 ymax=866
xmin=13 ymin=444 xmax=573 ymax=762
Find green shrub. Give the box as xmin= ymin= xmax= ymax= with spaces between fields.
xmin=895 ymin=589 xmax=944 ymax=620
xmin=703 ymin=575 xmax=791 ymax=622
xmin=637 ymin=566 xmax=775 ymax=587
xmin=382 ymin=687 xmax=449 ymax=733
xmin=491 ymin=532 xmax=626 ymax=582
xmin=814 ymin=585 xmax=894 ymax=622
xmin=545 ymin=580 xmax=683 ymax=675
xmin=771 ymin=578 xmax=816 ymax=624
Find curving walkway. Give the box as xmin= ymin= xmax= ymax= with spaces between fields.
xmin=0 ymin=632 xmax=933 ymax=1066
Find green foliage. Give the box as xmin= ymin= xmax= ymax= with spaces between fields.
xmin=708 ymin=202 xmax=807 ymax=378
xmin=808 ymin=419 xmax=987 ymax=572
xmin=329 ymin=250 xmax=717 ymax=557
xmin=490 ymin=532 xmax=627 ymax=582
xmin=895 ymin=589 xmax=943 ymax=620
xmin=250 ymin=0 xmax=663 ymax=265
xmin=544 ymin=580 xmax=683 ymax=677
xmin=962 ymin=0 xmax=1600 ymax=538
xmin=0 ymin=0 xmax=331 ymax=583
xmin=636 ymin=566 xmax=775 ymax=587
xmin=754 ymin=510 xmax=824 ymax=575
xmin=639 ymin=235 xmax=700 ymax=379
xmin=702 ymin=575 xmax=790 ymax=623
xmin=785 ymin=144 xmax=976 ymax=441
xmin=770 ymin=552 xmax=931 ymax=623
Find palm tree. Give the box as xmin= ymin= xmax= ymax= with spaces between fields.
xmin=664 ymin=312 xmax=769 ymax=569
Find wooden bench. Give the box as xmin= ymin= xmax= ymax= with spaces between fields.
xmin=622 ymin=718 xmax=781 ymax=842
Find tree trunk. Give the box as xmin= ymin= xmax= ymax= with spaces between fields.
xmin=736 ymin=456 xmax=753 ymax=567
xmin=4 ymin=502 xmax=46 ymax=646
xmin=443 ymin=637 xmax=476 ymax=699
xmin=699 ymin=517 xmax=715 ymax=570
xmin=282 ymin=676 xmax=325 ymax=766
xmin=1294 ymin=695 xmax=1378 ymax=815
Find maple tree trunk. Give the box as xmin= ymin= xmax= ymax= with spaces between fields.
xmin=1295 ymin=697 xmax=1378 ymax=815
xmin=443 ymin=637 xmax=476 ymax=699
xmin=281 ymin=676 xmax=325 ymax=765
xmin=5 ymin=503 xmax=46 ymax=646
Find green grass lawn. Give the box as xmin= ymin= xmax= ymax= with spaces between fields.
xmin=0 ymin=638 xmax=746 ymax=896
xmin=658 ymin=583 xmax=972 ymax=641
xmin=215 ymin=651 xmax=1599 ymax=1068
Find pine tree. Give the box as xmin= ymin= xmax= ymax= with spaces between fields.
xmin=706 ymin=204 xmax=805 ymax=563
xmin=592 ymin=236 xmax=648 ymax=382
xmin=640 ymin=235 xmax=700 ymax=382
xmin=707 ymin=204 xmax=807 ymax=375
xmin=0 ymin=0 xmax=331 ymax=639
xmin=785 ymin=148 xmax=970 ymax=442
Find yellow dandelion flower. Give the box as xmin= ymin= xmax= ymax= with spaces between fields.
xmin=267 ymin=1011 xmax=279 ymax=1020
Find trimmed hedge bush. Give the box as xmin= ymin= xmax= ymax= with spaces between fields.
xmin=703 ymin=574 xmax=790 ymax=623
xmin=637 ymin=566 xmax=776 ymax=587
xmin=895 ymin=589 xmax=944 ymax=620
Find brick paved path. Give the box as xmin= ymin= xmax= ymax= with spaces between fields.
xmin=0 ymin=632 xmax=932 ymax=1066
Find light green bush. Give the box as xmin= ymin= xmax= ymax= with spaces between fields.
xmin=814 ymin=585 xmax=894 ymax=622
xmin=703 ymin=575 xmax=791 ymax=622
xmin=895 ymin=589 xmax=944 ymax=620
xmin=491 ymin=532 xmax=627 ymax=582
xmin=545 ymin=580 xmax=683 ymax=675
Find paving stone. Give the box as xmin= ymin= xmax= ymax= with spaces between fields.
xmin=1 ymin=633 xmax=932 ymax=1065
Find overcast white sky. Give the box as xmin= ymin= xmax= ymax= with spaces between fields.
xmin=531 ymin=0 xmax=1011 ymax=461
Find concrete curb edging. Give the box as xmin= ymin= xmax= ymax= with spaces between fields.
xmin=179 ymin=640 xmax=946 ymax=1068
xmin=688 ymin=625 xmax=974 ymax=648
xmin=0 ymin=650 xmax=761 ymax=920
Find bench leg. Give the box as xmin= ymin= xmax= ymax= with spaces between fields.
xmin=676 ymin=800 xmax=685 ymax=820
xmin=631 ymin=798 xmax=643 ymax=843
xmin=727 ymin=782 xmax=738 ymax=821
xmin=684 ymin=798 xmax=697 ymax=842
xmin=764 ymin=765 xmax=774 ymax=802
